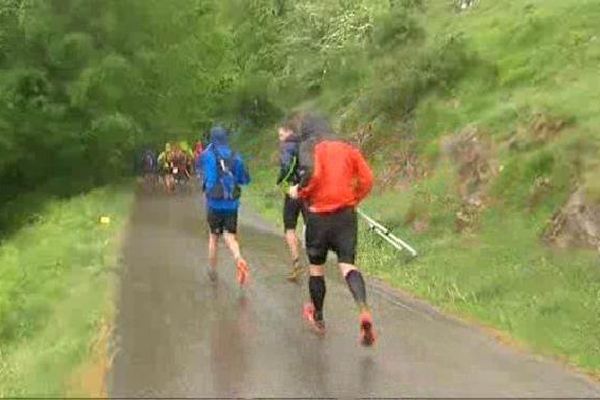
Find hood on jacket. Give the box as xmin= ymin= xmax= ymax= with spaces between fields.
xmin=296 ymin=113 xmax=339 ymax=189
xmin=299 ymin=113 xmax=335 ymax=141
xmin=210 ymin=126 xmax=229 ymax=146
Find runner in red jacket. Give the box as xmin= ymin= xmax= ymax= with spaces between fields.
xmin=289 ymin=112 xmax=377 ymax=346
xmin=298 ymin=140 xmax=373 ymax=212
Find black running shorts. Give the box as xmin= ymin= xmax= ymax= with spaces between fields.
xmin=207 ymin=210 xmax=238 ymax=235
xmin=305 ymin=207 xmax=357 ymax=265
xmin=283 ymin=195 xmax=307 ymax=231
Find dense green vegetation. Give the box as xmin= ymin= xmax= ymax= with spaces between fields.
xmin=1 ymin=0 xmax=599 ymax=391
xmin=0 ymin=186 xmax=132 ymax=396
xmin=0 ymin=0 xmax=233 ymax=224
xmin=0 ymin=0 xmax=473 ymax=214
xmin=3 ymin=0 xmax=598 ymax=204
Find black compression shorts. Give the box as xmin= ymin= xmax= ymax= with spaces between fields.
xmin=305 ymin=207 xmax=357 ymax=265
xmin=283 ymin=195 xmax=307 ymax=231
xmin=207 ymin=210 xmax=238 ymax=235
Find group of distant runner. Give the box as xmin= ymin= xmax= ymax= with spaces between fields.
xmin=139 ymin=112 xmax=377 ymax=346
xmin=139 ymin=139 xmax=205 ymax=193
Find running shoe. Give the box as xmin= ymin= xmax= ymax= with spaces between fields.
xmin=302 ymin=302 xmax=325 ymax=335
xmin=359 ymin=309 xmax=376 ymax=347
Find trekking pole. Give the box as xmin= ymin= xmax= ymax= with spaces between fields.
xmin=357 ymin=208 xmax=418 ymax=257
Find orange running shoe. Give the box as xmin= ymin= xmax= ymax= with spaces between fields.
xmin=236 ymin=259 xmax=249 ymax=286
xmin=359 ymin=309 xmax=376 ymax=347
xmin=302 ymin=303 xmax=325 ymax=335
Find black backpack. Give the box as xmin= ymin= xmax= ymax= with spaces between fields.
xmin=206 ymin=146 xmax=242 ymax=200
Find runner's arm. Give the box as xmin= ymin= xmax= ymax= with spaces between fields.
xmin=276 ymin=144 xmax=295 ymax=185
xmin=298 ymin=155 xmax=321 ymax=200
xmin=352 ymin=148 xmax=374 ymax=202
xmin=276 ymin=164 xmax=289 ymax=185
xmin=201 ymin=152 xmax=217 ymax=191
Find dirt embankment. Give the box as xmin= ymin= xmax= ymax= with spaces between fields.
xmin=355 ymin=112 xmax=599 ymax=251
xmin=545 ymin=188 xmax=600 ymax=253
xmin=441 ymin=126 xmax=498 ymax=233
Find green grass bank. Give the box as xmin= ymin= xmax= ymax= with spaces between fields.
xmin=0 ymin=186 xmax=133 ymax=397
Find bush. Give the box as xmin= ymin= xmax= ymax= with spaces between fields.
xmin=366 ymin=32 xmax=474 ymax=120
xmin=371 ymin=6 xmax=424 ymax=51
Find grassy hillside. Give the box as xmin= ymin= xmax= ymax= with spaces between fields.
xmin=0 ymin=186 xmax=132 ymax=397
xmin=242 ymin=0 xmax=600 ymax=374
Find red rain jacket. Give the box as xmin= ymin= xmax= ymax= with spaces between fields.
xmin=299 ymin=140 xmax=374 ymax=213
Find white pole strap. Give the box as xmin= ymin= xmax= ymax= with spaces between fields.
xmin=357 ymin=208 xmax=418 ymax=257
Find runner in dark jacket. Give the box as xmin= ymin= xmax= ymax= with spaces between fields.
xmin=277 ymin=114 xmax=307 ymax=282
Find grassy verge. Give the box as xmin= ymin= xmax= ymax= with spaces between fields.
xmin=376 ymin=0 xmax=600 ymax=374
xmin=0 ymin=185 xmax=133 ymax=397
xmin=359 ymin=190 xmax=600 ymax=373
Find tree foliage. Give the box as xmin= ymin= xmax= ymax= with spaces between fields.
xmin=0 ymin=0 xmax=468 ymax=209
xmin=0 ymin=0 xmax=234 ymax=201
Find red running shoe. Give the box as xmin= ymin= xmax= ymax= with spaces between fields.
xmin=302 ymin=303 xmax=325 ymax=335
xmin=359 ymin=309 xmax=376 ymax=347
xmin=236 ymin=259 xmax=249 ymax=287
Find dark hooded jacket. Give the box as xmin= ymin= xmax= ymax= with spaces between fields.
xmin=276 ymin=133 xmax=301 ymax=186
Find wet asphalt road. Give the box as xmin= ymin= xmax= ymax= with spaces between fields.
xmin=109 ymin=191 xmax=600 ymax=398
